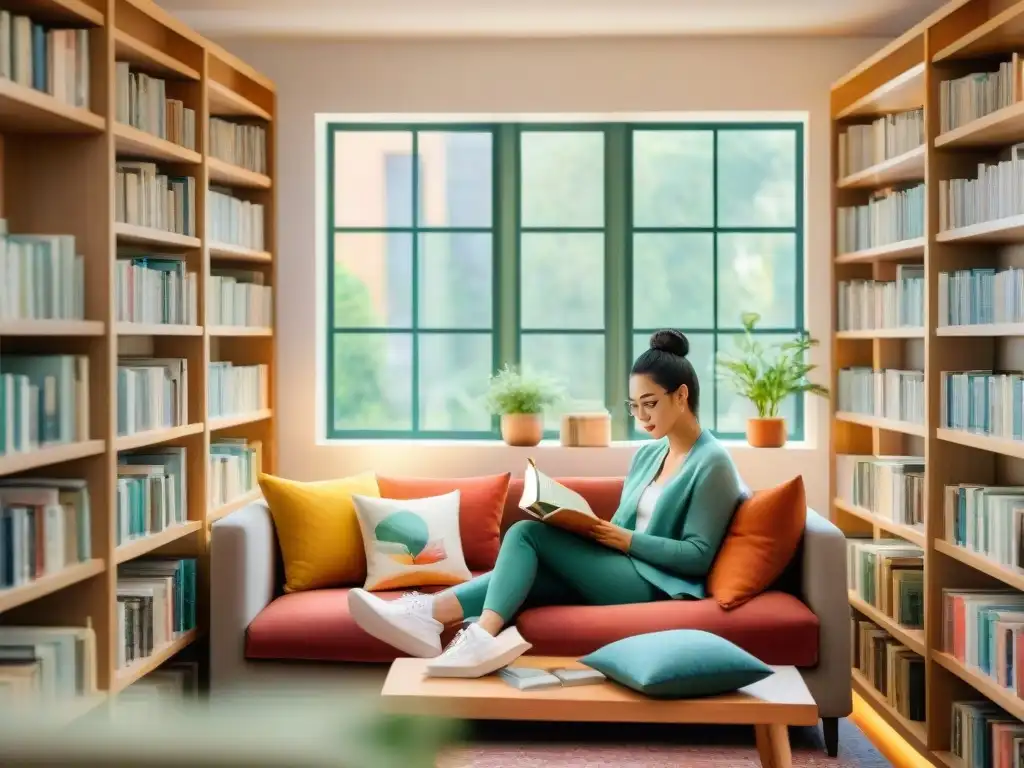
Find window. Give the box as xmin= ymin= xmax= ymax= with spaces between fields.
xmin=325 ymin=120 xmax=804 ymax=441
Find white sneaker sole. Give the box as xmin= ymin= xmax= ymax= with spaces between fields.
xmin=347 ymin=589 xmax=442 ymax=658
xmin=426 ymin=633 xmax=532 ymax=679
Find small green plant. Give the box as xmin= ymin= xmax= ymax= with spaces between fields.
xmin=716 ymin=312 xmax=829 ymax=419
xmin=484 ymin=364 xmax=563 ymax=415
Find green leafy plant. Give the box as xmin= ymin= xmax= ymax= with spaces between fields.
xmin=716 ymin=311 xmax=829 ymax=419
xmin=484 ymin=364 xmax=563 ymax=415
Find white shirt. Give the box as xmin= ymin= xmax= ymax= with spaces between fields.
xmin=635 ymin=481 xmax=663 ymax=535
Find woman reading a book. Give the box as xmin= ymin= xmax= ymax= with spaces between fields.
xmin=348 ymin=329 xmax=746 ymax=677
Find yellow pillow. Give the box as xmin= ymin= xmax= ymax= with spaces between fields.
xmin=257 ymin=472 xmax=380 ymax=592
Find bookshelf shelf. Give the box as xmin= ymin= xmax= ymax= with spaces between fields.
xmin=207 ymin=157 xmax=271 ymax=189
xmin=114 ymin=521 xmax=203 ymax=565
xmin=209 ymin=409 xmax=273 ymax=431
xmin=113 ymin=29 xmax=200 ymax=80
xmin=208 ymin=488 xmax=262 ymax=525
xmin=849 ymin=592 xmax=926 ymax=654
xmin=832 ymin=3 xmax=1024 ymax=760
xmin=113 ymin=629 xmax=198 ymax=692
xmin=0 ymin=320 xmax=105 ymax=336
xmin=114 ymin=423 xmax=204 ymax=452
xmin=0 ymin=0 xmax=276 ymax=713
xmin=834 ymin=237 xmax=925 ymax=264
xmin=837 ymin=145 xmax=925 ymax=189
xmin=0 ymin=440 xmax=105 ymax=477
xmin=115 ymin=323 xmax=203 ymax=336
xmin=934 ymin=100 xmax=1024 ymax=148
xmin=113 ymin=121 xmax=201 ymax=164
xmin=834 ymin=411 xmax=927 ymax=437
xmin=835 ymin=328 xmax=925 ymax=340
xmin=208 ymin=242 xmax=272 ymax=262
xmin=833 ymin=498 xmax=925 ymax=546
xmin=0 ymin=559 xmax=105 ymax=614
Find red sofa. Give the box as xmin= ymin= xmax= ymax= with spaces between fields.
xmin=210 ymin=475 xmax=851 ymax=755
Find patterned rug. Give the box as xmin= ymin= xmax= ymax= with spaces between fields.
xmin=439 ymin=718 xmax=891 ymax=767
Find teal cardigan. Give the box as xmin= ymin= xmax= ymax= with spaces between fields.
xmin=612 ymin=431 xmax=745 ymax=600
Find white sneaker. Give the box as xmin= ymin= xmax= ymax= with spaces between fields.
xmin=425 ymin=623 xmax=532 ymax=679
xmin=347 ymin=589 xmax=444 ymax=658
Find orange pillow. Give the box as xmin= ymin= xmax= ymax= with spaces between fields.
xmin=376 ymin=473 xmax=511 ymax=571
xmin=707 ymin=475 xmax=806 ymax=610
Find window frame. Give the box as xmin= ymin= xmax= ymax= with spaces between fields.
xmin=324 ymin=119 xmax=806 ymax=442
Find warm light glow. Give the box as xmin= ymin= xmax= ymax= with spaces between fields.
xmin=850 ymin=693 xmax=934 ymax=768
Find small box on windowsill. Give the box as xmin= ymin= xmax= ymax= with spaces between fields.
xmin=560 ymin=412 xmax=611 ymax=447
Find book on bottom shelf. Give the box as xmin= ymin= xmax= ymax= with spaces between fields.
xmin=952 ymin=700 xmax=1024 ymax=768
xmin=0 ymin=624 xmax=97 ymax=703
xmin=116 ymin=558 xmax=197 ymax=671
xmin=852 ymin=618 xmax=925 ymax=722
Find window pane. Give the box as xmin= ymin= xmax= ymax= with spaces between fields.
xmin=418 ymin=131 xmax=493 ymax=228
xmin=717 ymin=129 xmax=797 ymax=228
xmin=521 ymin=131 xmax=604 ymax=227
xmin=632 ymin=233 xmax=714 ymax=329
xmin=717 ymin=233 xmax=797 ymax=329
xmin=332 ymin=333 xmax=412 ymax=431
xmin=418 ymin=333 xmax=492 ymax=432
xmin=715 ymin=331 xmax=799 ymax=435
xmin=520 ymin=233 xmax=604 ymax=329
xmin=418 ymin=233 xmax=492 ymax=329
xmin=632 ymin=130 xmax=713 ymax=228
xmin=333 ymin=233 xmax=412 ymax=328
xmin=333 ymin=131 xmax=414 ymax=228
xmin=631 ymin=332 xmax=715 ymax=434
xmin=521 ymin=333 xmax=604 ymax=430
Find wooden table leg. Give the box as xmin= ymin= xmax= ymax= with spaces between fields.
xmin=754 ymin=724 xmax=792 ymax=768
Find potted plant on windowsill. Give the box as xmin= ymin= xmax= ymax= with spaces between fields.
xmin=484 ymin=365 xmax=563 ymax=447
xmin=716 ymin=312 xmax=829 ymax=448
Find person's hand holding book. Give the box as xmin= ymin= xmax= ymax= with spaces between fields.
xmin=590 ymin=520 xmax=632 ymax=553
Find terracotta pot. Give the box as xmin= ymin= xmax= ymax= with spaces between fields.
xmin=501 ymin=413 xmax=544 ymax=447
xmin=746 ymin=417 xmax=787 ymax=448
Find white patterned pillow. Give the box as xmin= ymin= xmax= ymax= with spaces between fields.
xmin=351 ymin=490 xmax=472 ymax=591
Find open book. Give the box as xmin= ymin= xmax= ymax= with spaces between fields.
xmin=518 ymin=458 xmax=601 ymax=535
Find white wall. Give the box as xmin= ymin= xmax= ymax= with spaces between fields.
xmin=218 ymin=35 xmax=890 ymax=513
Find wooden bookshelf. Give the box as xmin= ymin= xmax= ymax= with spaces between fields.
xmin=831 ymin=0 xmax=1024 ymax=762
xmin=0 ymin=0 xmax=275 ymax=718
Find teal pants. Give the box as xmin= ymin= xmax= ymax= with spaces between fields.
xmin=451 ymin=519 xmax=663 ymax=622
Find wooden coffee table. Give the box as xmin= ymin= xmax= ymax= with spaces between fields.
xmin=382 ymin=656 xmax=818 ymax=768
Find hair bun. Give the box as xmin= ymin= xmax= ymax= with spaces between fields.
xmin=649 ymin=329 xmax=689 ymax=358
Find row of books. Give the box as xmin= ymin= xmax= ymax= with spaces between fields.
xmin=209 ymin=118 xmax=267 ymax=175
xmin=114 ymin=63 xmax=197 ymax=151
xmin=115 ymin=162 xmax=197 ymax=238
xmin=837 ymin=367 xmax=925 ymax=425
xmin=836 ymin=184 xmax=925 ymax=254
xmin=942 ymin=589 xmax=1024 ymax=695
xmin=940 ymin=267 xmax=1024 ymax=328
xmin=853 ymin=617 xmax=925 ymax=722
xmin=836 ymin=455 xmax=924 ymax=529
xmin=115 ymin=447 xmax=188 ymax=546
xmin=116 ymin=558 xmax=197 ymax=671
xmin=208 ymin=187 xmax=265 ymax=251
xmin=837 ymin=108 xmax=923 ymax=178
xmin=209 ymin=271 xmax=273 ymax=328
xmin=115 ymin=255 xmax=199 ymax=326
xmin=116 ymin=358 xmax=189 ymax=438
xmin=837 ymin=266 xmax=924 ymax=331
xmin=0 ymin=623 xmax=97 ymax=702
xmin=0 ymin=11 xmax=90 ymax=110
xmin=847 ymin=538 xmax=924 ymax=629
xmin=939 ymin=61 xmax=1015 ymax=134
xmin=0 ymin=221 xmax=84 ymax=322
xmin=942 ymin=484 xmax=1024 ymax=573
xmin=940 ymin=370 xmax=1024 ymax=440
xmin=209 ymin=438 xmax=261 ymax=509
xmin=0 ymin=478 xmax=91 ymax=589
xmin=0 ymin=355 xmax=90 ymax=456
xmin=114 ymin=660 xmax=199 ymax=715
xmin=939 ymin=145 xmax=1024 ymax=232
xmin=208 ymin=362 xmax=269 ymax=420
xmin=952 ymin=700 xmax=1024 ymax=768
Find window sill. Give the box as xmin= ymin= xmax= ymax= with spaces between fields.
xmin=318 ymin=437 xmax=815 ymax=451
